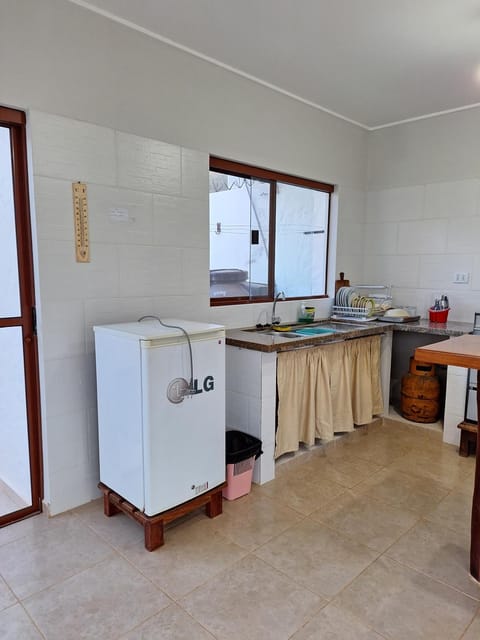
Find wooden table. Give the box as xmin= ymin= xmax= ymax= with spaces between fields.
xmin=415 ymin=334 xmax=480 ymax=581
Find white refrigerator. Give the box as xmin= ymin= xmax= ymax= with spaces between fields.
xmin=93 ymin=319 xmax=225 ymax=516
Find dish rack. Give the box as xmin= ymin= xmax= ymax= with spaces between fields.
xmin=332 ymin=284 xmax=392 ymax=322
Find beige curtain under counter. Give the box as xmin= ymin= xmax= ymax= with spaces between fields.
xmin=275 ymin=335 xmax=383 ymax=458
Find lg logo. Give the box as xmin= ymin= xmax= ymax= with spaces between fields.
xmin=192 ymin=375 xmax=214 ymax=394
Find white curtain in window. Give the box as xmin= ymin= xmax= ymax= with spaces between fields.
xmin=275 ymin=335 xmax=383 ymax=458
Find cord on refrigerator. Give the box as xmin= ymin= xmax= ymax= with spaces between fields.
xmin=137 ymin=315 xmax=195 ymax=399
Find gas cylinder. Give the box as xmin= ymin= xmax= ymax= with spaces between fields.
xmin=400 ymin=357 xmax=440 ymax=423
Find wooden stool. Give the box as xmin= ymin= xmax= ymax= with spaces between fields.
xmin=457 ymin=421 xmax=478 ymax=457
xmin=98 ymin=482 xmax=226 ymax=551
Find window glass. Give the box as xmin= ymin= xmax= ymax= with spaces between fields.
xmin=275 ymin=182 xmax=329 ymax=297
xmin=209 ymin=172 xmax=270 ymax=299
xmin=209 ymin=158 xmax=332 ymax=303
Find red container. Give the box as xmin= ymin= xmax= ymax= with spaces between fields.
xmin=429 ymin=308 xmax=449 ymax=323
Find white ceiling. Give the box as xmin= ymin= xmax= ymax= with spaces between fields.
xmin=71 ymin=0 xmax=480 ymax=129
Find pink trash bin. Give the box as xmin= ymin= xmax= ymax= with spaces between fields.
xmin=222 ymin=430 xmax=262 ymax=501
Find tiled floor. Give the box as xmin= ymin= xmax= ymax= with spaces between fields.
xmin=0 ymin=419 xmax=479 ymax=639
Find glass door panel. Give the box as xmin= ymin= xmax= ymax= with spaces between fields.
xmin=0 ymin=126 xmax=21 ymax=318
xmin=0 ymin=106 xmax=41 ymax=526
xmin=0 ymin=327 xmax=31 ymax=514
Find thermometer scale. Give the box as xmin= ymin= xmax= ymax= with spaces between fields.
xmin=72 ymin=181 xmax=90 ymax=262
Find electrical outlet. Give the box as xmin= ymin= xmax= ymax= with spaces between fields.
xmin=453 ymin=272 xmax=469 ymax=284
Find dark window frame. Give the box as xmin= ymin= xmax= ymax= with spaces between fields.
xmin=209 ymin=156 xmax=334 ymax=306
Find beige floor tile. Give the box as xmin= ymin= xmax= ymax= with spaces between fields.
xmin=386 ymin=519 xmax=480 ymax=600
xmin=336 ymin=556 xmax=478 ymax=640
xmin=23 ymin=555 xmax=170 ymax=640
xmin=275 ymin=449 xmax=318 ymax=477
xmin=462 ymin=608 xmax=480 ymax=640
xmin=425 ymin=490 xmax=474 ymax=535
xmin=74 ymin=499 xmax=144 ymax=549
xmin=0 ymin=576 xmax=17 ymax=611
xmin=2 ymin=417 xmax=478 ymax=640
xmin=181 ymin=554 xmax=326 ymax=640
xmin=339 ymin=435 xmax=412 ymax=466
xmin=0 ymin=604 xmax=43 ymax=639
xmin=311 ymin=490 xmax=419 ymax=552
xmin=212 ymin=492 xmax=303 ymax=551
xmin=0 ymin=514 xmax=113 ymax=599
xmin=353 ymin=468 xmax=449 ymax=515
xmin=290 ymin=602 xmax=384 ymax=639
xmin=122 ymin=602 xmax=215 ymax=639
xmin=259 ymin=472 xmax=346 ymax=516
xmin=254 ymin=518 xmax=378 ymax=598
xmin=290 ymin=454 xmax=384 ymax=490
xmin=120 ymin=516 xmax=248 ymax=599
xmin=0 ymin=510 xmax=77 ymax=548
xmin=389 ymin=448 xmax=470 ymax=488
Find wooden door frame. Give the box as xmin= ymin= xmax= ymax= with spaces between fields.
xmin=0 ymin=106 xmax=43 ymax=525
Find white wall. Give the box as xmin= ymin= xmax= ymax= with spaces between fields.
xmin=1 ymin=0 xmax=368 ymax=514
xmin=366 ymin=108 xmax=480 ymax=322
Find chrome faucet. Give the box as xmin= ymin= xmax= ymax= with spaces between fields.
xmin=271 ymin=291 xmax=285 ymax=325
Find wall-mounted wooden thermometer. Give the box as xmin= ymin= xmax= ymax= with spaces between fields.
xmin=72 ymin=181 xmax=90 ymax=262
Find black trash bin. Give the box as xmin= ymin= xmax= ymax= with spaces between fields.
xmin=223 ymin=430 xmax=262 ymax=500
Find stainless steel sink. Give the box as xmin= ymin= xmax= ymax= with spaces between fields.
xmin=250 ymin=321 xmax=359 ymax=336
xmin=253 ymin=322 xmax=361 ymax=339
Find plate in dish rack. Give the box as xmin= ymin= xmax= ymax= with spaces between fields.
xmin=330 ymin=315 xmax=378 ymax=322
xmin=377 ymin=315 xmax=420 ymax=323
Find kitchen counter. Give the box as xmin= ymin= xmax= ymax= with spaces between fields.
xmin=226 ymin=318 xmax=473 ymax=353
xmin=225 ymin=317 xmax=475 ymax=487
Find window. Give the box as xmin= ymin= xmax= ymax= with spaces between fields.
xmin=209 ymin=157 xmax=333 ymax=304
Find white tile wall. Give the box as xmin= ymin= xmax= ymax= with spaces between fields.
xmin=366 ymin=186 xmax=424 ymax=223
xmin=365 ymin=179 xmax=480 ymax=321
xmin=225 ymin=347 xmax=277 ymax=484
xmin=447 ymin=218 xmax=480 ymax=254
xmin=364 ymin=254 xmax=420 ymax=288
xmin=424 ymin=179 xmax=479 ymax=219
xmin=116 ymin=131 xmax=181 ymax=195
xmin=37 ymin=238 xmax=120 ymax=301
xmin=419 ymin=255 xmax=474 ymax=291
xmin=397 ymin=220 xmax=448 ymax=255
xmin=87 ymin=185 xmax=154 ymax=246
xmin=180 ymin=148 xmax=209 ymax=200
xmin=335 ymin=185 xmax=365 ymax=283
xmin=153 ymin=195 xmax=208 ymax=249
xmin=366 ymin=174 xmax=480 ymax=449
xmin=46 ymin=410 xmax=89 ymax=476
xmin=117 ymin=245 xmax=183 ymax=297
xmin=364 ymin=222 xmax=397 ymax=256
xmin=30 ymin=112 xmax=116 ymax=185
xmin=43 ymin=355 xmax=96 ymax=419
xmin=41 ymin=300 xmax=86 ymax=360
xmin=31 ymin=111 xmax=217 ymax=513
xmin=33 ymin=177 xmax=75 ymax=241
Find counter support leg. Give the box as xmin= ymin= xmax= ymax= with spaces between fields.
xmin=471 ymin=371 xmax=480 ymax=580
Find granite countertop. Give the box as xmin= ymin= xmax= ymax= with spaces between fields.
xmin=225 ymin=319 xmax=474 ymax=353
